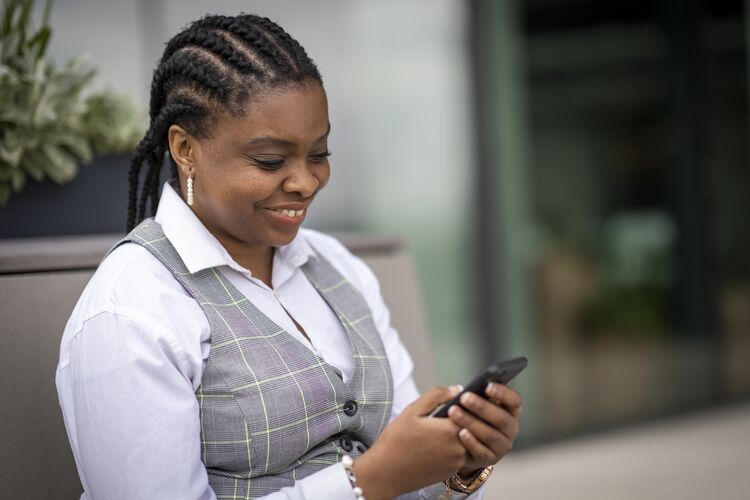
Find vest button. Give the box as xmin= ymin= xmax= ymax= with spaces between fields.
xmin=343 ymin=400 xmax=358 ymax=416
xmin=339 ymin=437 xmax=354 ymax=452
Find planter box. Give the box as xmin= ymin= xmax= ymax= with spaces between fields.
xmin=0 ymin=154 xmax=133 ymax=239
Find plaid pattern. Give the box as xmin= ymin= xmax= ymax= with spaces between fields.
xmin=115 ymin=219 xmax=394 ymax=499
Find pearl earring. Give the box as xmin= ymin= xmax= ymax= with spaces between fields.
xmin=187 ymin=175 xmax=194 ymax=206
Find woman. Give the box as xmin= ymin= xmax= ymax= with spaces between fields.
xmin=56 ymin=13 xmax=522 ymax=500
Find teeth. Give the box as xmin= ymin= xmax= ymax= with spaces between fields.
xmin=276 ymin=209 xmax=303 ymax=217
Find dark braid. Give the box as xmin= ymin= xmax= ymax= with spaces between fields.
xmin=161 ymin=28 xmax=262 ymax=77
xmin=186 ymin=16 xmax=286 ymax=61
xmin=149 ymin=163 xmax=162 ymax=217
xmin=138 ymin=152 xmax=160 ymax=224
xmin=126 ymin=13 xmax=322 ymax=232
xmin=126 ymin=139 xmax=150 ymax=232
xmin=148 ymin=50 xmax=230 ymax=122
xmin=200 ymin=17 xmax=294 ymax=74
xmin=254 ymin=16 xmax=312 ymax=70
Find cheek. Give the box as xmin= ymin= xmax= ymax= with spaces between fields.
xmin=198 ymin=169 xmax=234 ymax=208
xmin=205 ymin=184 xmax=268 ymax=231
xmin=317 ymin=164 xmax=331 ymax=190
xmin=227 ymin=178 xmax=278 ymax=210
xmin=196 ymin=167 xmax=266 ymax=216
xmin=199 ymin=154 xmax=258 ymax=196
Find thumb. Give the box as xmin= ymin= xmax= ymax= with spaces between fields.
xmin=404 ymin=385 xmax=463 ymax=417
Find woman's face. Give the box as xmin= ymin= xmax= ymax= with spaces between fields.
xmin=172 ymin=80 xmax=330 ymax=252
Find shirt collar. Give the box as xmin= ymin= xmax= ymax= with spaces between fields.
xmin=154 ymin=181 xmax=316 ymax=276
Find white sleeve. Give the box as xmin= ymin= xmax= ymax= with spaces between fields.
xmin=60 ymin=308 xmax=215 ymax=500
xmin=58 ymin=307 xmax=361 ymax=500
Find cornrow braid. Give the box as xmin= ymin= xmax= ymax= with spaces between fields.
xmin=126 ymin=139 xmax=151 ymax=232
xmin=148 ymin=49 xmax=230 ymax=121
xmin=137 ymin=152 xmax=161 ymax=225
xmin=160 ymin=27 xmax=262 ymax=78
xmin=254 ymin=16 xmax=313 ymax=70
xmin=126 ymin=13 xmax=323 ymax=232
xmin=199 ymin=16 xmax=295 ymax=75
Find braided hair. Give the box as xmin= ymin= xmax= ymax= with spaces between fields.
xmin=126 ymin=14 xmax=322 ymax=232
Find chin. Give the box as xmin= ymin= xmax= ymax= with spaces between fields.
xmin=269 ymin=228 xmax=301 ymax=247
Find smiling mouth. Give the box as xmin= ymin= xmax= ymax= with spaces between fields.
xmin=264 ymin=207 xmax=307 ymax=224
xmin=267 ymin=208 xmax=304 ymax=217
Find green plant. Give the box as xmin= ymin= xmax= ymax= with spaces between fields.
xmin=81 ymin=90 xmax=143 ymax=156
xmin=0 ymin=0 xmax=143 ymax=205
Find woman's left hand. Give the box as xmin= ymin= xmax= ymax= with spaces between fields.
xmin=446 ymin=382 xmax=523 ymax=477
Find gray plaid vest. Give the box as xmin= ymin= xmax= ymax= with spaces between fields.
xmin=116 ymin=219 xmax=394 ymax=498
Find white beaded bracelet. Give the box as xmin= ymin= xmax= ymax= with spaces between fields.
xmin=341 ymin=454 xmax=365 ymax=500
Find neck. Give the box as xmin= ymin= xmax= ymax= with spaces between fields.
xmin=215 ymin=233 xmax=275 ymax=288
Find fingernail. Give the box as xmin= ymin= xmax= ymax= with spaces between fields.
xmin=449 ymin=384 xmax=464 ymax=394
xmin=459 ymin=428 xmax=471 ymax=439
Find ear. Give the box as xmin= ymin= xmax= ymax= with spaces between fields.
xmin=168 ymin=124 xmax=197 ymax=179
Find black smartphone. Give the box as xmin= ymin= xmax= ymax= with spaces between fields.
xmin=429 ymin=356 xmax=528 ymax=418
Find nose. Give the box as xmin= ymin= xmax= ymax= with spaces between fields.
xmin=283 ymin=162 xmax=320 ymax=198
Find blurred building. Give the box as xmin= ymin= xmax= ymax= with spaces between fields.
xmin=471 ymin=0 xmax=750 ymax=444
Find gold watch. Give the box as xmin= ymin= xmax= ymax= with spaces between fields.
xmin=445 ymin=465 xmax=494 ymax=494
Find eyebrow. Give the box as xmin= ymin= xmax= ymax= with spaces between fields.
xmin=246 ymin=122 xmax=331 ymax=148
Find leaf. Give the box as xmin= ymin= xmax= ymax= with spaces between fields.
xmin=28 ymin=25 xmax=50 ymax=59
xmin=56 ymin=131 xmax=92 ymax=162
xmin=16 ymin=0 xmax=32 ymax=42
xmin=0 ymin=181 xmax=10 ymax=205
xmin=82 ymin=90 xmax=145 ymax=155
xmin=10 ymin=167 xmax=25 ymax=191
xmin=0 ymin=106 xmax=29 ymax=126
xmin=1 ymin=30 xmax=21 ymax=61
xmin=42 ymin=143 xmax=78 ymax=183
xmin=0 ymin=142 xmax=23 ymax=167
xmin=22 ymin=148 xmax=46 ymax=181
xmin=2 ymin=127 xmax=22 ymax=149
xmin=40 ymin=0 xmax=52 ymax=29
xmin=2 ymin=2 xmax=15 ymax=36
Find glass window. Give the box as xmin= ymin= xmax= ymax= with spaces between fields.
xmin=473 ymin=0 xmax=749 ymax=442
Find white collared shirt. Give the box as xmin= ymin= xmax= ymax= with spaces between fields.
xmin=56 ymin=182 xmax=485 ymax=500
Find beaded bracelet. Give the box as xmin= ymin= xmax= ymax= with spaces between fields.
xmin=341 ymin=454 xmax=365 ymax=500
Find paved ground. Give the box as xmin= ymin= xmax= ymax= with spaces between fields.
xmin=482 ymin=403 xmax=750 ymax=499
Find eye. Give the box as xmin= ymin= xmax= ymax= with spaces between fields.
xmin=246 ymin=154 xmax=285 ymax=170
xmin=309 ymin=149 xmax=331 ymax=163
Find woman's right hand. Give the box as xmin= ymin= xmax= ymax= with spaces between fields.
xmin=352 ymin=386 xmax=468 ymax=500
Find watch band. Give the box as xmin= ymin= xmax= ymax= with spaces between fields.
xmin=445 ymin=465 xmax=494 ymax=494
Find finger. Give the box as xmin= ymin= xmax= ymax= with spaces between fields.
xmin=406 ymin=385 xmax=463 ymax=417
xmin=459 ymin=392 xmax=519 ymax=439
xmin=457 ymin=427 xmax=499 ymax=465
xmin=485 ymin=383 xmax=523 ymax=416
xmin=448 ymin=404 xmax=510 ymax=456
